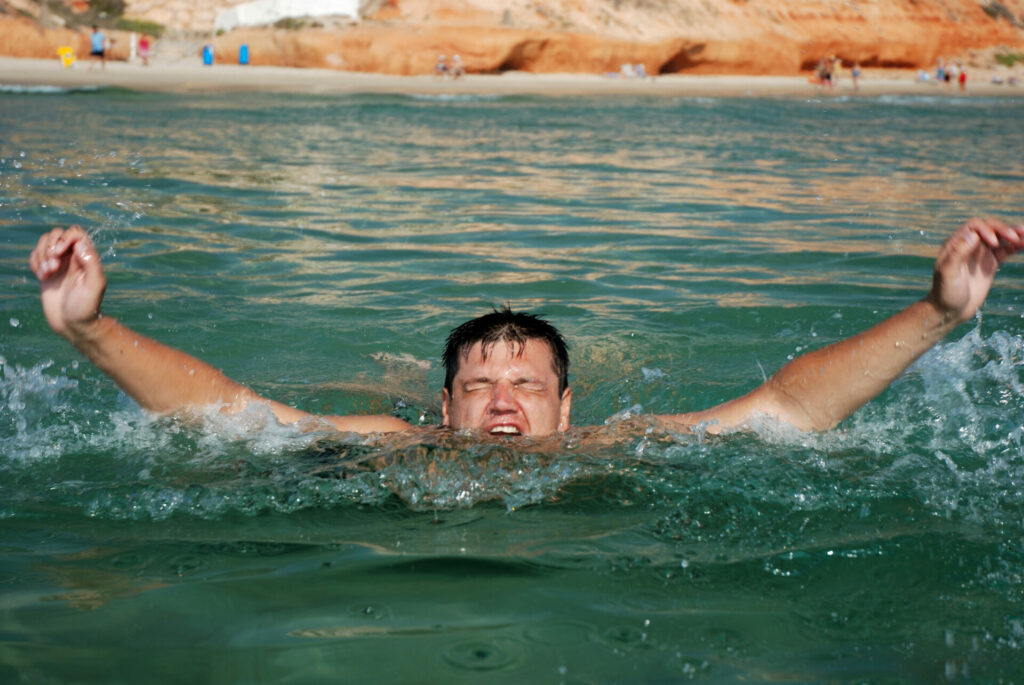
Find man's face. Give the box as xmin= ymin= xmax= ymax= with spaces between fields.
xmin=441 ymin=338 xmax=571 ymax=437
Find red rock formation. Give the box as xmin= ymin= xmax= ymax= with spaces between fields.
xmin=3 ymin=0 xmax=1023 ymax=74
xmin=211 ymin=14 xmax=1024 ymax=76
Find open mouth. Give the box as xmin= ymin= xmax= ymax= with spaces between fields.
xmin=489 ymin=425 xmax=522 ymax=436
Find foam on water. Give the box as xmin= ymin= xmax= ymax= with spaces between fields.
xmin=0 ymin=83 xmax=105 ymax=95
xmin=3 ymin=326 xmax=1023 ymax=531
xmin=408 ymin=93 xmax=503 ymax=103
xmin=874 ymin=93 xmax=1019 ymax=107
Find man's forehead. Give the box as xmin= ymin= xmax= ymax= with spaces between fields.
xmin=457 ymin=339 xmax=555 ymax=371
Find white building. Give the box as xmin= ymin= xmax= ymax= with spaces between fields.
xmin=214 ymin=0 xmax=360 ymax=33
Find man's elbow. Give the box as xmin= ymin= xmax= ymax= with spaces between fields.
xmin=764 ymin=380 xmax=842 ymax=432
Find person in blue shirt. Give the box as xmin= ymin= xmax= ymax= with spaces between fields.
xmin=89 ymin=25 xmax=106 ymax=71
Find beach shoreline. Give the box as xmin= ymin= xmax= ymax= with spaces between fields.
xmin=2 ymin=56 xmax=1021 ymax=97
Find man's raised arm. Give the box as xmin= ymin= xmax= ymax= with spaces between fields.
xmin=30 ymin=226 xmax=410 ymax=434
xmin=660 ymin=218 xmax=1024 ymax=433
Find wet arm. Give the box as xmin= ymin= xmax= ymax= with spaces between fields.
xmin=664 ymin=298 xmax=958 ymax=431
xmin=660 ymin=218 xmax=1024 ymax=432
xmin=66 ymin=318 xmax=409 ymax=432
xmin=30 ymin=226 xmax=409 ymax=434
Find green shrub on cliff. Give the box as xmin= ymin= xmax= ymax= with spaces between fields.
xmin=89 ymin=0 xmax=127 ymax=19
xmin=995 ymin=52 xmax=1024 ymax=67
xmin=116 ymin=18 xmax=164 ymax=38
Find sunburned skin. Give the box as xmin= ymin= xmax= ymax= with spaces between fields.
xmin=441 ymin=339 xmax=571 ymax=437
xmin=30 ymin=219 xmax=1024 ymax=441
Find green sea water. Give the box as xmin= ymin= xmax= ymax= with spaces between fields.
xmin=2 ymin=87 xmax=1024 ymax=682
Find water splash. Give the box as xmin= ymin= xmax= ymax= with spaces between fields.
xmin=2 ymin=327 xmax=1024 ymax=533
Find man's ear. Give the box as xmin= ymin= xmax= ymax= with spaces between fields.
xmin=558 ymin=387 xmax=572 ymax=432
xmin=441 ymin=387 xmax=451 ymax=427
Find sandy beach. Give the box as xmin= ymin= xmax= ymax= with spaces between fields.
xmin=2 ymin=55 xmax=1022 ymax=97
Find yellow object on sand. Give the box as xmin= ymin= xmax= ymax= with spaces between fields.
xmin=58 ymin=46 xmax=76 ymax=69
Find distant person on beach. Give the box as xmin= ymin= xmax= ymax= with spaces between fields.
xmin=435 ymin=54 xmax=448 ymax=79
xmin=816 ymin=57 xmax=833 ymax=88
xmin=851 ymin=62 xmax=861 ymax=91
xmin=29 ymin=219 xmax=1024 ymax=438
xmin=451 ymin=54 xmax=464 ymax=79
xmin=88 ymin=26 xmax=106 ymax=71
xmin=138 ymin=34 xmax=150 ymax=67
xmin=959 ymin=64 xmax=967 ymax=92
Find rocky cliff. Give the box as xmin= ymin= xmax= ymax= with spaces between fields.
xmin=3 ymin=0 xmax=1023 ymax=75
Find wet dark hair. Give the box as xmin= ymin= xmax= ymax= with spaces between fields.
xmin=442 ymin=306 xmax=569 ymax=395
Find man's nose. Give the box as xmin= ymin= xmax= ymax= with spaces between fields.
xmin=488 ymin=380 xmax=516 ymax=412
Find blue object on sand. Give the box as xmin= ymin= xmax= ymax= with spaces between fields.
xmin=239 ymin=45 xmax=249 ymax=65
xmin=202 ymin=45 xmax=213 ymax=66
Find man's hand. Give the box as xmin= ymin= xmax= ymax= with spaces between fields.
xmin=929 ymin=218 xmax=1024 ymax=325
xmin=29 ymin=226 xmax=106 ymax=342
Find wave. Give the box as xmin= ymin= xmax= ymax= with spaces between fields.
xmin=408 ymin=93 xmax=504 ymax=103
xmin=0 ymin=83 xmax=107 ymax=95
xmin=874 ymin=93 xmax=1022 ymax=106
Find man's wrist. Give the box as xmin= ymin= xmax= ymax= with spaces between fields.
xmin=917 ymin=295 xmax=961 ymax=338
xmin=66 ymin=314 xmax=115 ymax=352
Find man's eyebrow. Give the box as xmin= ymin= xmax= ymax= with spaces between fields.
xmin=461 ymin=376 xmax=546 ymax=385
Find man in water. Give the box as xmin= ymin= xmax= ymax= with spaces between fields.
xmin=29 ymin=219 xmax=1024 ymax=437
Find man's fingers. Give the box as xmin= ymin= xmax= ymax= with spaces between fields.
xmin=941 ymin=221 xmax=981 ymax=264
xmin=981 ymin=217 xmax=1019 ymax=248
xmin=1002 ymin=224 xmax=1024 ymax=261
xmin=965 ymin=217 xmax=1001 ymax=249
xmin=72 ymin=233 xmax=103 ymax=283
xmin=48 ymin=225 xmax=87 ymax=259
xmin=31 ymin=226 xmax=92 ymax=281
xmin=947 ymin=217 xmax=1024 ymax=268
xmin=30 ymin=228 xmax=66 ymax=280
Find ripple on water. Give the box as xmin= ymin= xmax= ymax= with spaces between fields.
xmin=442 ymin=638 xmax=524 ymax=671
xmin=594 ymin=624 xmax=657 ymax=652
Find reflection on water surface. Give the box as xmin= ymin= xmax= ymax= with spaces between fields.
xmin=2 ymin=90 xmax=1024 ymax=681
